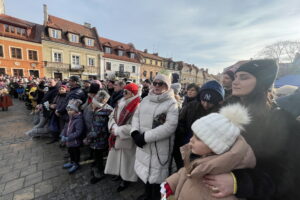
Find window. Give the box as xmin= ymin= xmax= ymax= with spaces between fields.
xmin=150 ymin=71 xmax=153 ymax=80
xmin=88 ymin=57 xmax=95 ymax=66
xmin=119 ymin=64 xmax=124 ymax=72
xmin=53 ymin=52 xmax=62 ymax=62
xmin=130 ymin=52 xmax=135 ymax=59
xmin=51 ymin=29 xmax=60 ymax=39
xmin=86 ymin=39 xmax=94 ymax=46
xmin=21 ymin=29 xmax=26 ymax=36
xmin=0 ymin=46 xmax=3 ymax=57
xmin=70 ymin=34 xmax=79 ymax=43
xmin=152 ymin=60 xmax=155 ymax=65
xmin=132 ymin=66 xmax=136 ymax=73
xmin=10 ymin=26 xmax=15 ymax=33
xmin=118 ymin=50 xmax=123 ymax=56
xmin=106 ymin=62 xmax=111 ymax=70
xmin=4 ymin=24 xmax=9 ymax=32
xmin=28 ymin=50 xmax=38 ymax=61
xmin=17 ymin=27 xmax=21 ymax=35
xmin=72 ymin=55 xmax=80 ymax=65
xmin=13 ymin=69 xmax=23 ymax=77
xmin=11 ymin=47 xmax=22 ymax=59
xmin=105 ymin=47 xmax=111 ymax=54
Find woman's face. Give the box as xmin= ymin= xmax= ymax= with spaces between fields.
xmin=152 ymin=81 xmax=168 ymax=95
xmin=189 ymin=134 xmax=213 ymax=155
xmin=59 ymin=87 xmax=67 ymax=94
xmin=123 ymin=89 xmax=133 ymax=100
xmin=187 ymin=87 xmax=197 ymax=98
xmin=232 ymin=72 xmax=257 ymax=97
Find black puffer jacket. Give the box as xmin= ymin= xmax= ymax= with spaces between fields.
xmin=57 ymin=86 xmax=87 ymax=115
xmin=230 ymin=102 xmax=300 ymax=200
xmin=108 ymin=90 xmax=123 ymax=108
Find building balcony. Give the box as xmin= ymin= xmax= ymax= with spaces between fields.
xmin=70 ymin=64 xmax=84 ymax=72
xmin=44 ymin=61 xmax=70 ymax=72
xmin=115 ymin=71 xmax=130 ymax=78
xmin=84 ymin=65 xmax=98 ymax=74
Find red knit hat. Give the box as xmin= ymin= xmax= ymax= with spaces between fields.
xmin=124 ymin=83 xmax=139 ymax=95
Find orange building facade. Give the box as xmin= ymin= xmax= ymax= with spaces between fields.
xmin=0 ymin=14 xmax=44 ymax=77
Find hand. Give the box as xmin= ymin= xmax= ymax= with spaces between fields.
xmin=110 ymin=128 xmax=115 ymax=135
xmin=50 ymin=104 xmax=56 ymax=109
xmin=55 ymin=110 xmax=60 ymax=116
xmin=203 ymin=173 xmax=234 ymax=198
xmin=132 ymin=132 xmax=146 ymax=148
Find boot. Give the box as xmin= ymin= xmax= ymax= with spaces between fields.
xmin=117 ymin=180 xmax=130 ymax=192
xmin=90 ymin=168 xmax=105 ymax=184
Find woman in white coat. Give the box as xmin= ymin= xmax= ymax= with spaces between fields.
xmin=104 ymin=83 xmax=140 ymax=192
xmin=131 ymin=74 xmax=179 ymax=200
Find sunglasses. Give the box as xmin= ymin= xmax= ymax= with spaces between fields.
xmin=153 ymin=81 xmax=164 ymax=87
xmin=124 ymin=90 xmax=131 ymax=95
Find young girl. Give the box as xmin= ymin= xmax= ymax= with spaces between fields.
xmin=161 ymin=104 xmax=256 ymax=200
xmin=61 ymin=99 xmax=84 ymax=174
xmin=83 ymin=90 xmax=113 ymax=184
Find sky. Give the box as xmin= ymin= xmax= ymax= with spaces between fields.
xmin=4 ymin=0 xmax=300 ymax=74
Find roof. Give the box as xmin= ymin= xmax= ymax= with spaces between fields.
xmin=99 ymin=37 xmax=140 ymax=63
xmin=43 ymin=15 xmax=101 ymax=51
xmin=0 ymin=14 xmax=42 ymax=43
xmin=275 ymin=74 xmax=300 ymax=88
xmin=137 ymin=50 xmax=164 ymax=61
xmin=47 ymin=15 xmax=95 ymax=38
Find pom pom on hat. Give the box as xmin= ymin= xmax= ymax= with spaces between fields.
xmin=191 ymin=103 xmax=250 ymax=154
xmin=124 ymin=83 xmax=139 ymax=95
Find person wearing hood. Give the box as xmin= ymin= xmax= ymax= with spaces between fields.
xmin=203 ymin=59 xmax=300 ymax=200
xmin=104 ymin=83 xmax=141 ymax=191
xmin=173 ymin=80 xmax=225 ymax=169
xmin=83 ymin=90 xmax=113 ymax=184
xmin=131 ymin=74 xmax=179 ymax=200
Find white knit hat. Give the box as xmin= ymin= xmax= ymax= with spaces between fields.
xmin=191 ymin=103 xmax=251 ymax=154
xmin=154 ymin=73 xmax=171 ymax=89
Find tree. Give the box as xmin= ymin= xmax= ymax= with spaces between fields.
xmin=256 ymin=40 xmax=300 ymax=63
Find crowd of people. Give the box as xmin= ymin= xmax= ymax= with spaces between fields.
xmin=1 ymin=58 xmax=300 ymax=200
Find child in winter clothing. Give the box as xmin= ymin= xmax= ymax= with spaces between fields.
xmin=161 ymin=104 xmax=256 ymax=200
xmin=83 ymin=90 xmax=113 ymax=184
xmin=61 ymin=99 xmax=84 ymax=174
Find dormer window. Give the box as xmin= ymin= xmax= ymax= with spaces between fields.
xmin=104 ymin=47 xmax=111 ymax=54
xmin=86 ymin=38 xmax=94 ymax=46
xmin=69 ymin=34 xmax=79 ymax=43
xmin=118 ymin=50 xmax=124 ymax=56
xmin=4 ymin=24 xmax=9 ymax=32
xmin=130 ymin=52 xmax=135 ymax=59
xmin=50 ymin=28 xmax=61 ymax=39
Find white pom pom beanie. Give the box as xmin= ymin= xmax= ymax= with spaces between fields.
xmin=191 ymin=103 xmax=251 ymax=154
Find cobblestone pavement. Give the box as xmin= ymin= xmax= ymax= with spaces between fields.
xmin=0 ymin=99 xmax=143 ymax=200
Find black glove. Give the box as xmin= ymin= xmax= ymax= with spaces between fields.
xmin=131 ymin=131 xmax=146 ymax=148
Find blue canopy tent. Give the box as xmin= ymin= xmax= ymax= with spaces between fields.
xmin=275 ymin=75 xmax=300 ymax=88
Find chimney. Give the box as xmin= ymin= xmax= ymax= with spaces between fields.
xmin=43 ymin=4 xmax=48 ymax=25
xmin=153 ymin=53 xmax=158 ymax=56
xmin=144 ymin=49 xmax=148 ymax=53
xmin=0 ymin=0 xmax=5 ymax=14
xmin=84 ymin=22 xmax=91 ymax=28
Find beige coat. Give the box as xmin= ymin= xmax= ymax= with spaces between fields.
xmin=131 ymin=89 xmax=179 ymax=184
xmin=104 ymin=95 xmax=139 ymax=182
xmin=166 ymin=136 xmax=256 ymax=200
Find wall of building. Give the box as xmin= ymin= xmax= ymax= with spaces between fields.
xmin=0 ymin=36 xmax=44 ymax=77
xmin=103 ymin=57 xmax=140 ymax=83
xmin=42 ymin=40 xmax=101 ymax=79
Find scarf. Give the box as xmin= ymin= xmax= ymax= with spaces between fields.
xmin=114 ymin=96 xmax=140 ymax=126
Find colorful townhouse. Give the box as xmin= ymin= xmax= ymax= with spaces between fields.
xmin=0 ymin=14 xmax=44 ymax=77
xmin=41 ymin=5 xmax=103 ymax=80
xmin=99 ymin=37 xmax=141 ymax=83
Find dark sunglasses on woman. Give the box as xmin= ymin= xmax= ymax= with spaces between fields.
xmin=153 ymin=81 xmax=164 ymax=87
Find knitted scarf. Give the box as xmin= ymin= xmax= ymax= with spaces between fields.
xmin=114 ymin=96 xmax=140 ymax=126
